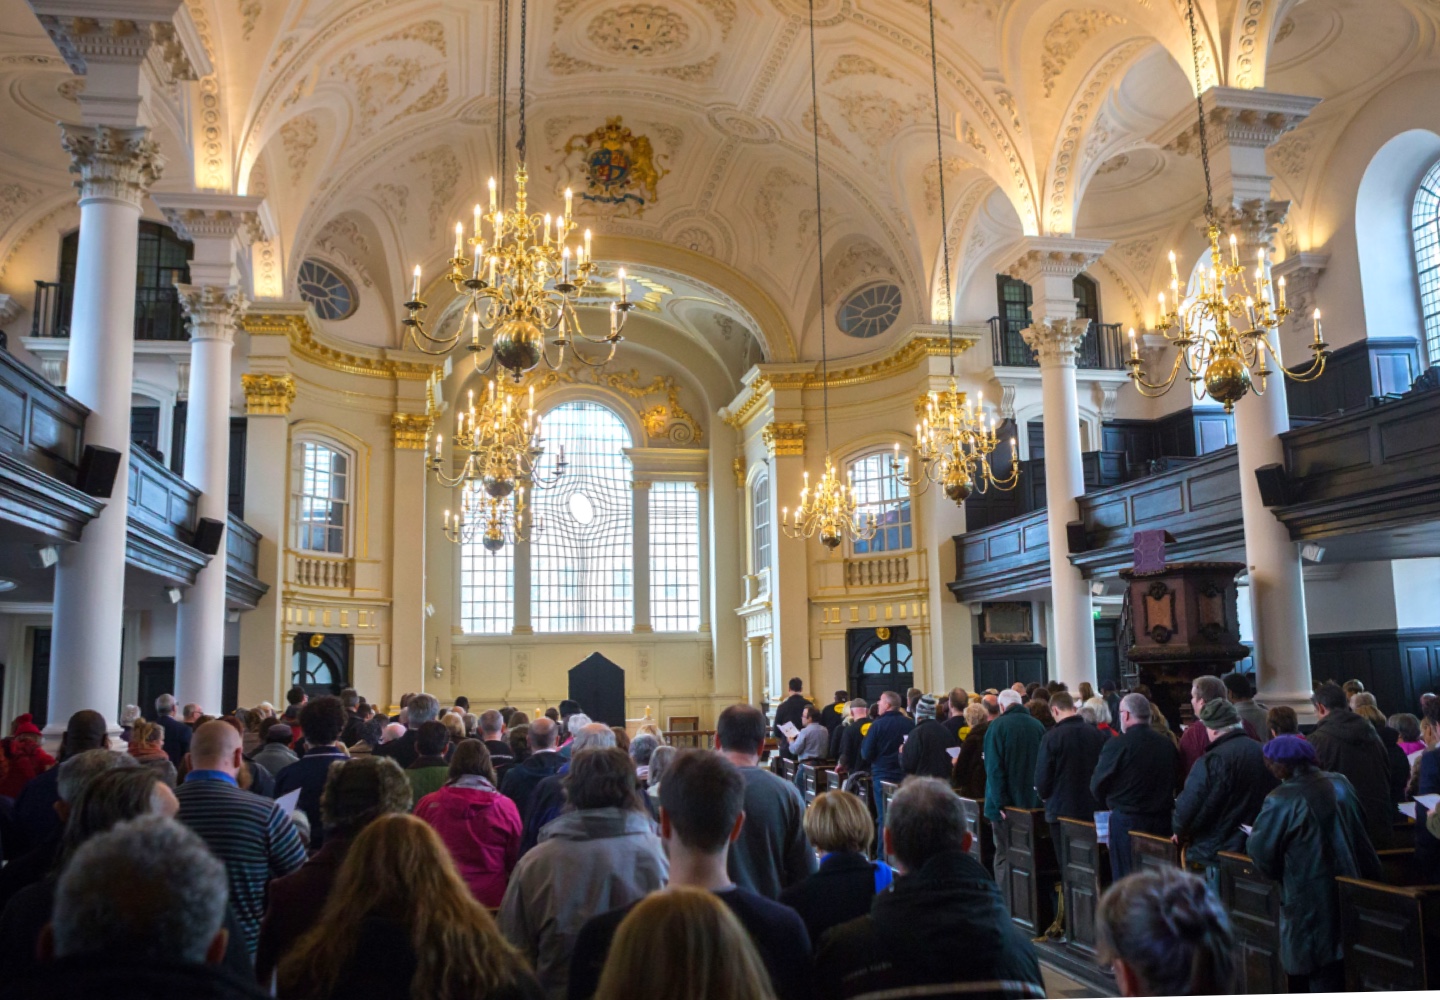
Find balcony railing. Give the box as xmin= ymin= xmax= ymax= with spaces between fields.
xmin=988 ymin=316 xmax=1128 ymax=370
xmin=31 ymin=280 xmax=189 ymax=342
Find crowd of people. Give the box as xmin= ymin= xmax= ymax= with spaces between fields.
xmin=0 ymin=671 xmax=1431 ymax=998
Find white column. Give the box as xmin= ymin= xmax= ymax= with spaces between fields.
xmin=768 ymin=426 xmax=811 ymax=693
xmin=390 ymin=415 xmax=428 ymax=697
xmin=236 ymin=373 xmax=293 ymax=707
xmin=46 ymin=124 xmax=164 ymax=736
xmin=632 ymin=481 xmax=652 ymax=633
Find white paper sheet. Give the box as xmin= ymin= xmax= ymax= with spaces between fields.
xmin=1416 ymin=793 xmax=1440 ymax=811
xmin=946 ymin=746 xmax=961 ymax=760
xmin=779 ymin=722 xmax=800 ymax=740
xmin=1399 ymin=802 xmax=1418 ymax=819
xmin=276 ymin=788 xmax=302 ymax=817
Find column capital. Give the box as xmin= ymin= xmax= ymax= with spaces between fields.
xmin=241 ymin=373 xmax=295 ymax=415
xmin=390 ymin=412 xmax=430 ymax=450
xmin=1274 ymin=252 xmax=1329 ymax=327
xmin=1004 ymin=236 xmax=1111 ymax=286
xmin=1020 ymin=318 xmax=1093 ymax=369
xmin=153 ymin=193 xmax=266 ymax=245
xmin=1162 ymin=87 xmax=1320 ymax=158
xmin=732 ymin=456 xmax=746 ymax=489
xmin=176 ymin=284 xmax=244 ymax=343
xmin=761 ymin=421 xmax=806 ymax=457
xmin=59 ymin=123 xmax=163 ymax=205
xmin=1197 ymin=198 xmax=1291 ymax=257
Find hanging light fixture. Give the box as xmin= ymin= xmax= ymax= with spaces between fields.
xmin=399 ymin=0 xmax=633 ymax=379
xmin=891 ymin=0 xmax=1019 ymax=505
xmin=441 ymin=486 xmax=536 ymax=551
xmin=780 ymin=0 xmax=876 ymax=551
xmin=1126 ymin=0 xmax=1327 ymax=413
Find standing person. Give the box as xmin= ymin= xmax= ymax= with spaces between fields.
xmin=12 ymin=710 xmax=109 ymax=856
xmin=780 ymin=790 xmax=893 ymax=945
xmin=415 ymin=740 xmax=522 ymax=908
xmin=126 ymin=719 xmax=178 ymax=787
xmin=1171 ymin=698 xmax=1277 ymax=886
xmin=500 ymin=718 xmax=564 ymax=818
xmin=781 ymin=703 xmax=829 ymax=765
xmin=337 ymin=688 xmax=362 ymax=745
xmin=1101 ymin=680 xmax=1121 ymax=728
xmin=983 ymin=689 xmax=1045 ymax=885
xmin=814 ymin=778 xmax=1046 ymax=1000
xmin=403 ymin=721 xmax=453 ymax=805
xmin=1090 ymin=694 xmax=1179 ymax=881
xmin=1179 ymin=676 xmax=1261 ymax=780
xmin=715 ymin=704 xmax=815 ymax=898
xmin=830 ymin=698 xmax=870 ymax=777
xmin=901 ymin=693 xmax=959 ymax=780
xmin=521 ymin=724 xmax=617 ymax=852
xmin=500 ymin=748 xmax=667 ymax=999
xmin=1097 ymin=869 xmax=1237 ymax=997
xmin=375 ymin=692 xmax=440 ymax=770
xmin=1035 ymin=691 xmax=1108 ymax=858
xmin=942 ymin=688 xmax=971 ymax=741
xmin=952 ymin=702 xmax=992 ymax=798
xmin=820 ymin=690 xmax=849 ymax=736
xmin=860 ymin=691 xmax=914 ymax=828
xmin=1246 ymin=735 xmax=1382 ymax=993
xmin=0 ymin=715 xmax=54 ymax=802
xmin=272 ymin=696 xmax=351 ymax=849
xmin=250 ymin=722 xmax=299 ymax=775
xmin=479 ymin=710 xmax=515 ymax=772
xmin=773 ymin=678 xmax=811 ymax=761
xmin=155 ymin=693 xmax=192 ymax=767
xmin=1307 ymin=682 xmax=1396 ymax=850
xmin=176 ymin=721 xmax=306 ymax=955
xmin=1222 ymin=672 xmax=1269 ymax=735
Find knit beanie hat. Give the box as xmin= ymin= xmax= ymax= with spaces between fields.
xmin=915 ymin=694 xmax=937 ymax=722
xmin=1197 ymin=697 xmax=1240 ymax=730
xmin=10 ymin=713 xmax=41 ymax=737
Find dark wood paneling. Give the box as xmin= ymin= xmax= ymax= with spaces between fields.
xmin=1217 ymin=852 xmax=1297 ymax=995
xmin=0 ymin=349 xmax=88 ymax=484
xmin=973 ymin=643 xmax=1048 ymax=691
xmin=1339 ymin=878 xmax=1440 ymax=991
xmin=998 ymin=809 xmax=1059 ymax=936
xmin=1288 ymin=337 xmax=1423 ymax=420
xmin=1310 ymin=629 xmax=1440 ymax=716
xmin=959 ymin=797 xmax=996 ymax=869
xmin=1059 ymin=819 xmax=1111 ymax=960
xmin=1129 ymin=830 xmax=1180 ymax=876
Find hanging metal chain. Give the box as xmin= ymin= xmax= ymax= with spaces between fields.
xmin=807 ymin=0 xmax=831 ymax=452
xmin=496 ymin=0 xmax=509 ymax=203
xmin=1186 ymin=0 xmax=1216 ymax=225
xmin=517 ymin=0 xmax=528 ymax=164
xmin=927 ymin=0 xmax=955 ymax=377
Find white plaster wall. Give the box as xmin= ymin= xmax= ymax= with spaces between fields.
xmin=1393 ymin=558 xmax=1440 ymax=630
xmin=1303 ymin=562 xmax=1400 ymax=635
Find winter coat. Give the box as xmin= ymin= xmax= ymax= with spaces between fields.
xmin=834 ymin=719 xmax=869 ymax=773
xmin=1090 ymin=723 xmax=1179 ymax=817
xmin=499 ymin=807 xmax=667 ymax=1000
xmin=0 ymin=740 xmax=54 ymax=801
xmin=901 ymin=719 xmax=959 ymax=780
xmin=1034 ymin=715 xmax=1108 ymax=823
xmin=1233 ymin=698 xmax=1270 ymax=736
xmin=499 ymin=750 xmax=565 ymax=818
xmin=1172 ymin=728 xmax=1277 ymax=866
xmin=860 ymin=711 xmax=915 ymax=782
xmin=779 ymin=851 xmax=894 ymax=946
xmin=128 ymin=744 xmax=178 ymax=787
xmin=248 ymin=741 xmax=298 ymax=778
xmin=403 ymin=755 xmax=450 ymax=806
xmin=158 ymin=714 xmax=192 ymax=766
xmin=982 ymin=705 xmax=1045 ymax=822
xmin=414 ymin=780 xmax=523 ymax=907
xmin=1376 ymin=725 xmax=1411 ymax=804
xmin=1413 ymin=749 xmax=1440 ymax=884
xmin=1246 ymin=768 xmax=1382 ymax=975
xmin=1178 ymin=714 xmax=1262 ymax=780
xmin=952 ymin=719 xmax=989 ymax=799
xmin=813 ymin=850 xmax=1046 ymax=1000
xmin=254 ymin=836 xmax=347 ymax=984
xmin=272 ymin=745 xmax=349 ymax=850
xmin=1308 ymin=708 xmax=1396 ymax=849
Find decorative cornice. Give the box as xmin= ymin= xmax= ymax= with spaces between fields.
xmin=771 ymin=332 xmax=982 ymax=391
xmin=527 ymin=367 xmax=703 ymax=445
xmin=154 ymin=193 xmax=265 ymax=244
xmin=1202 ymin=199 xmax=1291 ymax=255
xmin=722 ymin=376 xmax=771 ymax=429
xmin=1162 ymin=88 xmax=1320 ymax=157
xmin=1274 ymin=252 xmax=1329 ymax=327
xmin=34 ymin=15 xmax=153 ymax=74
xmin=1020 ymin=319 xmax=1093 ymax=369
xmin=240 ymin=312 xmax=438 ymax=381
xmin=1005 ymin=237 xmax=1110 ymax=285
xmin=240 ymin=372 xmax=296 ymax=415
xmin=59 ymin=124 xmax=164 ymax=206
xmin=390 ymin=412 xmax=431 ymax=450
xmin=174 ymin=283 xmax=244 ymax=342
xmin=732 ymin=456 xmax=746 ymax=488
xmin=762 ymin=421 xmax=806 ymax=457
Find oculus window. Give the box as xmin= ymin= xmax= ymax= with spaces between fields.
xmin=298 ymin=259 xmax=358 ymax=321
xmin=837 ymin=283 xmax=903 ymax=339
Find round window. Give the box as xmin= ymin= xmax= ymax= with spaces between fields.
xmin=568 ymin=491 xmax=597 ymax=525
xmin=836 ymin=283 xmax=902 ymax=339
xmin=298 ymin=259 xmax=358 ymax=321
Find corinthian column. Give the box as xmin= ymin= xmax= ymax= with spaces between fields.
xmin=46 ymin=124 xmax=163 ymax=734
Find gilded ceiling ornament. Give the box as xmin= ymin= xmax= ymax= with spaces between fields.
xmin=562 ymin=117 xmax=669 ymax=217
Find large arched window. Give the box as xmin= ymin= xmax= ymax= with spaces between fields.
xmin=1413 ymin=160 xmax=1440 ymax=365
xmin=751 ymin=471 xmax=771 ymax=574
xmin=292 ymin=441 xmax=350 ymax=554
xmin=650 ymin=481 xmax=700 ymax=631
xmin=461 ymin=493 xmax=513 ymax=635
xmin=531 ymin=401 xmax=634 ymax=632
xmin=848 ymin=451 xmax=912 ymax=555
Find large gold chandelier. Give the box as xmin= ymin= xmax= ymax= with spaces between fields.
xmin=1127 ymin=0 xmax=1327 ymax=414
xmin=780 ymin=0 xmax=876 ymax=552
xmin=891 ymin=0 xmax=1019 ymax=505
xmin=442 ymin=487 xmax=535 ymax=551
xmin=400 ymin=0 xmax=632 ymax=379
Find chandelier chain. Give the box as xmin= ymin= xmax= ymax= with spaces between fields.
xmin=806 ymin=0 xmax=830 ymax=453
xmin=927 ymin=0 xmax=955 ymax=377
xmin=517 ymin=0 xmax=528 ymax=163
xmin=497 ymin=0 xmax=509 ymax=206
xmin=1185 ymin=0 xmax=1216 ymax=226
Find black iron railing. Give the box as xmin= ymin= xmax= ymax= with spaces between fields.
xmin=988 ymin=316 xmax=1128 ymax=370
xmin=31 ymin=280 xmax=189 ymax=341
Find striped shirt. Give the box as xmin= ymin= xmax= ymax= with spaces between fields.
xmin=176 ymin=772 xmax=306 ymax=954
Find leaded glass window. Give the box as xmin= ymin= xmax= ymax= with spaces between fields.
xmin=1414 ymin=160 xmax=1440 ymax=365
xmin=751 ymin=471 xmax=771 ymax=574
xmin=650 ymin=482 xmax=700 ymax=631
xmin=849 ymin=451 xmax=912 ymax=555
xmin=298 ymin=259 xmax=357 ymax=321
xmin=531 ymin=402 xmax=633 ymax=632
xmin=293 ymin=441 xmax=349 ymax=553
xmin=837 ymin=283 xmax=903 ymax=339
xmin=461 ymin=483 xmax=514 ymax=634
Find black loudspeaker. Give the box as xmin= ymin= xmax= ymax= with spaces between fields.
xmin=77 ymin=444 xmax=122 ymax=498
xmin=1255 ymin=464 xmax=1289 ymax=508
xmin=1066 ymin=520 xmax=1088 ymax=555
xmin=193 ymin=517 xmax=226 ymax=555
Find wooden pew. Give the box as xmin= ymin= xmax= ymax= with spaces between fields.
xmin=1216 ymin=851 xmax=1299 ymax=994
xmin=780 ymin=758 xmax=798 ymax=783
xmin=995 ymin=808 xmax=1060 ymax=937
xmin=877 ymin=781 xmax=900 ymax=862
xmin=957 ymin=797 xmax=996 ymax=870
xmin=1130 ymin=830 xmax=1181 ymax=876
xmin=1058 ymin=819 xmax=1111 ymax=961
xmin=800 ymin=761 xmax=837 ymax=805
xmin=1340 ymin=848 xmax=1440 ymax=990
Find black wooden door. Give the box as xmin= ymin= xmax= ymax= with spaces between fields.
xmin=291 ymin=633 xmax=350 ymax=699
xmin=138 ymin=658 xmax=175 ymax=721
xmin=1094 ymin=617 xmax=1121 ymax=694
xmin=569 ymin=653 xmax=626 ymax=726
xmin=130 ymin=406 xmax=161 ymax=459
xmin=28 ymin=628 xmax=51 ymax=728
xmin=847 ymin=627 xmax=913 ymax=705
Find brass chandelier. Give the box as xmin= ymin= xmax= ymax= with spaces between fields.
xmin=891 ymin=0 xmax=1019 ymax=505
xmin=400 ymin=0 xmax=633 ymax=379
xmin=1126 ymin=0 xmax=1327 ymax=413
xmin=442 ymin=487 xmax=535 ymax=551
xmin=780 ymin=0 xmax=876 ymax=551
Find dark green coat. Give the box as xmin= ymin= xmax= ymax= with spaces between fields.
xmin=1245 ymin=768 xmax=1382 ymax=975
xmin=983 ymin=705 xmax=1045 ymax=822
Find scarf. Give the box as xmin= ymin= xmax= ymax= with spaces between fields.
xmin=450 ymin=774 xmax=497 ymax=793
xmin=130 ymin=743 xmax=168 ymax=763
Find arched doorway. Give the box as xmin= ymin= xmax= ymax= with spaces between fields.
xmin=848 ymin=626 xmax=913 ymax=705
xmin=291 ymin=632 xmax=350 ymax=699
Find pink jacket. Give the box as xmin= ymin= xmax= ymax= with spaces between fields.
xmin=414 ymin=782 xmax=522 ymax=907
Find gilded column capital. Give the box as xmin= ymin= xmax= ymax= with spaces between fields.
xmin=175 ymin=284 xmax=245 ymax=343
xmin=761 ymin=421 xmax=806 ymax=457
xmin=241 ymin=373 xmax=295 ymax=415
xmin=1020 ymin=319 xmax=1093 ymax=369
xmin=59 ymin=124 xmax=164 ymax=206
xmin=391 ymin=413 xmax=431 ymax=450
xmin=732 ymin=457 xmax=746 ymax=489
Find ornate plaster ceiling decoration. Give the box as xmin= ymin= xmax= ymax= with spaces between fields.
xmin=590 ymin=3 xmax=689 ymax=55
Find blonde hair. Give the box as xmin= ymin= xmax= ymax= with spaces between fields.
xmin=440 ymin=713 xmax=465 ymax=745
xmin=130 ymin=719 xmax=163 ymax=746
xmin=803 ymin=790 xmax=874 ymax=854
xmin=963 ymin=703 xmax=987 ymax=728
xmin=277 ymin=814 xmax=529 ymax=997
xmin=595 ymin=886 xmax=776 ymax=1000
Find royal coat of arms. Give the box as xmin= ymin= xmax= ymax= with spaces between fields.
xmin=562 ymin=117 xmax=668 ymax=218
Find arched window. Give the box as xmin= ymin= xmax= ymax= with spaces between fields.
xmin=751 ymin=471 xmax=771 ymax=574
xmin=649 ymin=481 xmax=700 ymax=632
xmin=461 ymin=488 xmax=513 ymax=635
xmin=531 ymin=401 xmax=634 ymax=632
xmin=848 ymin=451 xmax=912 ymax=555
xmin=1413 ymin=160 xmax=1440 ymax=365
xmin=292 ymin=441 xmax=350 ymax=554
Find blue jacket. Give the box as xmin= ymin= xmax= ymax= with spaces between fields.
xmin=272 ymin=746 xmax=350 ymax=849
xmin=860 ymin=711 xmax=914 ymax=781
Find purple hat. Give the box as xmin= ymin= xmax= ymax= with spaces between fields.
xmin=1263 ymin=734 xmax=1316 ymax=765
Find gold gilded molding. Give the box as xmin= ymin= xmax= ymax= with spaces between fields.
xmin=528 ymin=367 xmax=703 ymax=444
xmin=242 ymin=312 xmax=440 ymax=381
xmin=391 ymin=412 xmax=432 ymax=450
xmin=732 ymin=456 xmax=746 ymax=488
xmin=723 ymin=377 xmax=771 ymax=429
xmin=762 ymin=421 xmax=806 ymax=457
xmin=241 ymin=373 xmax=296 ymax=415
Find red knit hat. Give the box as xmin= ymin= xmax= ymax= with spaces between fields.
xmin=10 ymin=714 xmax=41 ymax=737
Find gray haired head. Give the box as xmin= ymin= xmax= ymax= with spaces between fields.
xmin=155 ymin=693 xmax=176 ymax=716
xmin=119 ymin=705 xmax=142 ymax=727
xmin=407 ymin=693 xmax=440 ymax=726
xmin=567 ymin=712 xmax=593 ymax=736
xmin=647 ymin=744 xmax=678 ymax=786
xmin=885 ymin=777 xmax=969 ymax=872
xmin=52 ymin=815 xmax=229 ymax=964
xmin=629 ymin=733 xmax=659 ymax=765
xmin=478 ymin=709 xmax=504 ymax=736
xmin=58 ymin=749 xmax=139 ymax=804
xmin=1119 ymin=692 xmax=1152 ymax=728
xmin=572 ymin=721 xmax=616 ymax=754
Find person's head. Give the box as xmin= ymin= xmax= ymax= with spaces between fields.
xmin=1263 ymin=733 xmax=1318 ymax=781
xmin=1422 ymin=693 xmax=1437 ymax=717
xmin=658 ymin=750 xmax=745 ymax=857
xmin=647 ymin=744 xmax=678 ymax=787
xmin=508 ymin=724 xmax=531 ymax=758
xmin=320 ymin=755 xmax=412 ymax=839
xmin=788 ymin=677 xmax=803 ymax=694
xmin=611 ymin=726 xmax=631 ymax=751
xmin=188 ymin=720 xmax=244 ymax=776
xmin=155 ymin=693 xmax=177 ymax=718
xmin=833 ymin=689 xmax=848 ymax=704
xmin=558 ymin=699 xmax=581 ymax=723
xmin=1117 ymin=693 xmax=1151 ymax=733
xmin=381 ymin=722 xmax=406 ymax=744
xmin=1097 ymin=868 xmax=1236 ymax=997
xmin=1222 ymin=672 xmax=1255 ymax=703
xmin=265 ymin=721 xmax=293 ymax=745
xmin=545 ymin=707 xmax=560 ymax=722
xmin=1050 ymin=691 xmax=1077 ymax=720
xmin=441 ymin=712 xmax=466 ymax=745
xmin=445 ymin=739 xmax=497 ymax=786
xmin=1343 ymin=678 xmax=1365 ymax=699
xmin=56 ymin=750 xmax=141 ymax=839
xmin=453 ymin=695 xmax=470 ymax=713
xmin=1391 ymin=713 xmax=1422 ymax=744
xmin=715 ymin=704 xmax=767 ymax=760
xmin=848 ymin=697 xmax=868 ymax=719
xmin=278 ymin=814 xmax=526 ymax=997
xmin=1311 ymin=682 xmax=1346 ymax=718
xmin=571 ymin=721 xmax=617 ymax=755
xmin=883 ymin=777 xmax=970 ymax=874
xmin=997 ymin=689 xmax=1022 ymax=712
xmin=406 ymin=693 xmax=440 ymax=727
xmin=1267 ymin=705 xmax=1300 ymax=738
xmin=566 ymin=747 xmax=642 ymax=812
xmin=287 ymin=685 xmax=307 ymax=709
xmin=914 ymin=693 xmax=938 ymax=723
xmin=254 ymin=701 xmax=276 ymax=720
xmin=1197 ymin=696 xmax=1240 ymax=736
xmin=982 ymin=694 xmax=1000 ymax=718
xmin=566 ymin=713 xmax=594 ymax=739
xmin=1351 ymin=690 xmax=1378 ymax=712
xmin=949 ymin=687 xmax=969 ymax=711
xmin=1078 ymin=682 xmax=1095 ymax=702
xmin=479 ymin=709 xmax=504 ymax=738
xmin=877 ymin=691 xmax=902 ymax=716
xmin=181 ymin=703 xmax=203 ymax=725
xmin=119 ymin=704 xmax=141 ymax=728
xmin=905 ymin=687 xmax=923 ymax=713
xmin=508 ymin=710 xmax=530 ymax=727
xmin=1354 ymin=702 xmax=1387 ymax=728
xmin=57 ymin=709 xmax=109 ymax=761
xmin=299 ymin=695 xmax=348 ymax=747
xmin=1189 ymin=675 xmax=1226 ymax=716
xmin=462 ymin=713 xmax=478 ymax=738
xmin=130 ymin=718 xmax=164 ymax=748
xmin=59 ymin=765 xmax=177 ymax=866
xmin=1029 ymin=687 xmax=1051 ymax=705
xmin=339 ymin=687 xmax=359 ymax=711
xmin=593 ymin=886 xmax=777 ymax=1000
xmin=963 ymin=702 xmax=987 ymax=728
xmin=805 ymin=790 xmax=874 ymax=856
xmin=415 ymin=720 xmax=449 ymax=758
xmin=630 ymin=733 xmax=659 ymax=767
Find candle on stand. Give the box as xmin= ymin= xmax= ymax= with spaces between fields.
xmin=411 ymin=265 xmax=421 ymax=299
xmin=1229 ymin=234 xmax=1240 ymax=267
xmin=473 ymin=203 xmax=482 ymax=237
xmin=609 ymin=301 xmax=618 ymax=336
xmin=583 ymin=229 xmax=592 ymax=264
xmin=1129 ymin=327 xmax=1139 ymax=360
xmin=473 ymin=243 xmax=484 ymax=280
xmin=489 ymin=255 xmax=497 ymax=285
xmin=489 ymin=177 xmax=497 ymax=212
xmin=562 ymin=246 xmax=571 ymax=283
xmin=454 ymin=221 xmax=463 ymax=259
xmin=1277 ymin=276 xmax=1287 ymax=310
xmin=618 ymin=267 xmax=629 ymax=304
xmin=564 ymin=186 xmax=573 ymax=221
xmin=1169 ymin=250 xmax=1179 ymax=282
xmin=556 ymin=215 xmax=566 ymax=246
xmin=1313 ymin=308 xmax=1323 ymax=344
